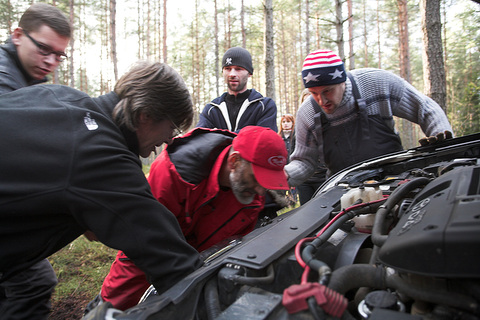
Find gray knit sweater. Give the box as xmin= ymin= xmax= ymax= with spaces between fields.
xmin=285 ymin=68 xmax=453 ymax=186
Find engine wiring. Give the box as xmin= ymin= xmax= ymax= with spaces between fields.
xmin=295 ymin=196 xmax=389 ymax=285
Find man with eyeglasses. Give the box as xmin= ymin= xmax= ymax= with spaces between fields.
xmin=0 ymin=3 xmax=71 ymax=319
xmin=0 ymin=3 xmax=71 ymax=94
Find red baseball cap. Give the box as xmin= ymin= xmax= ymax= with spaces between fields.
xmin=233 ymin=126 xmax=289 ymax=190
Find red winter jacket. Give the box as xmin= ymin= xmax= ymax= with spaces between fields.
xmin=102 ymin=128 xmax=264 ymax=310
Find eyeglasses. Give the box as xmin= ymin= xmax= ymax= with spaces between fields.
xmin=170 ymin=120 xmax=183 ymax=137
xmin=23 ymin=30 xmax=67 ymax=62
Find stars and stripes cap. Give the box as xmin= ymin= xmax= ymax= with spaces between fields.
xmin=301 ymin=49 xmax=346 ymax=88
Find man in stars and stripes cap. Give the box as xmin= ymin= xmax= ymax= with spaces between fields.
xmin=284 ymin=49 xmax=453 ymax=184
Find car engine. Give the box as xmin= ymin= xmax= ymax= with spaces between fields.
xmin=86 ymin=133 xmax=480 ymax=320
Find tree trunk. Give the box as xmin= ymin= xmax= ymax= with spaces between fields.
xmin=146 ymin=0 xmax=151 ymax=59
xmin=280 ymin=10 xmax=287 ymax=114
xmin=362 ymin=1 xmax=368 ymax=67
xmin=347 ymin=0 xmax=354 ymax=69
xmin=397 ymin=0 xmax=413 ymax=149
xmin=214 ymin=0 xmax=219 ymax=97
xmin=226 ymin=0 xmax=231 ymax=48
xmin=305 ymin=0 xmax=310 ymax=54
xmin=297 ymin=0 xmax=304 ymax=111
xmin=163 ymin=0 xmax=167 ymax=63
xmin=137 ymin=0 xmax=141 ymax=58
xmin=264 ymin=0 xmax=275 ymax=101
xmin=193 ymin=0 xmax=200 ymax=123
xmin=334 ymin=0 xmax=344 ymax=60
xmin=100 ymin=0 xmax=109 ymax=94
xmin=4 ymin=0 xmax=13 ymax=34
xmin=376 ymin=0 xmax=381 ymax=68
xmin=68 ymin=0 xmax=75 ymax=87
xmin=79 ymin=4 xmax=86 ymax=91
xmin=241 ymin=0 xmax=246 ymax=48
xmin=420 ymin=0 xmax=447 ymax=112
xmin=110 ymin=0 xmax=118 ymax=81
xmin=398 ymin=0 xmax=410 ymax=82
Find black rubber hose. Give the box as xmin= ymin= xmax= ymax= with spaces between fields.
xmin=310 ymin=213 xmax=356 ymax=247
xmin=371 ymin=177 xmax=430 ymax=247
xmin=310 ymin=201 xmax=384 ymax=250
xmin=327 ymin=264 xmax=387 ymax=295
xmin=230 ymin=264 xmax=275 ymax=286
xmin=307 ymin=296 xmax=325 ymax=320
xmin=302 ymin=201 xmax=384 ymax=273
xmin=302 ymin=244 xmax=331 ymax=274
xmin=204 ymin=277 xmax=222 ymax=320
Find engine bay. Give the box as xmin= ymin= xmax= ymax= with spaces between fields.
xmin=89 ymin=134 xmax=480 ymax=320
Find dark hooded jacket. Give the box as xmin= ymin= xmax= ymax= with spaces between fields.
xmin=0 ymin=84 xmax=202 ymax=293
xmin=196 ymin=89 xmax=278 ymax=132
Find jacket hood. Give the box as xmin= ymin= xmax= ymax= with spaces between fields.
xmin=167 ymin=128 xmax=236 ymax=185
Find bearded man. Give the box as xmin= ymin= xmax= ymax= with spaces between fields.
xmin=196 ymin=47 xmax=278 ymax=133
xmin=89 ymin=126 xmax=289 ymax=312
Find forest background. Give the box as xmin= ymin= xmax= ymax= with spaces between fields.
xmin=1 ymin=0 xmax=479 ymax=157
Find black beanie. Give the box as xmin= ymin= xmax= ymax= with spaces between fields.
xmin=222 ymin=47 xmax=254 ymax=74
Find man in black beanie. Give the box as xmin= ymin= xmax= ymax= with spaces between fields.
xmin=196 ymin=47 xmax=278 ymax=133
xmin=196 ymin=47 xmax=282 ymax=221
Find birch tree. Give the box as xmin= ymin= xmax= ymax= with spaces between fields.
xmin=334 ymin=0 xmax=344 ymax=59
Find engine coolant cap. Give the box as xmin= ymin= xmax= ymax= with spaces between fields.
xmin=365 ymin=291 xmax=398 ymax=310
xmin=358 ymin=290 xmax=404 ymax=318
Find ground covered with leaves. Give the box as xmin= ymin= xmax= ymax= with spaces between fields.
xmin=48 ymin=237 xmax=117 ymax=320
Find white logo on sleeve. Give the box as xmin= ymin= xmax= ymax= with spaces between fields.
xmin=84 ymin=112 xmax=98 ymax=130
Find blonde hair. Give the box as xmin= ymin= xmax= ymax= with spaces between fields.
xmin=300 ymin=88 xmax=311 ymax=104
